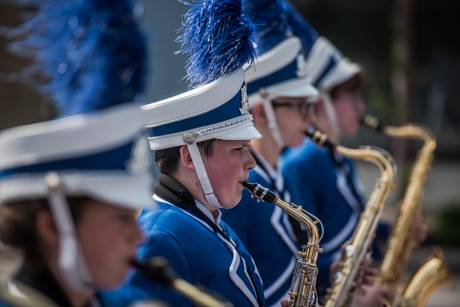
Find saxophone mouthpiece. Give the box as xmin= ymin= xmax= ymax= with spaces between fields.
xmin=243 ymin=181 xmax=277 ymax=203
xmin=305 ymin=127 xmax=336 ymax=152
xmin=131 ymin=257 xmax=176 ymax=288
xmin=241 ymin=181 xmax=255 ymax=190
xmin=360 ymin=114 xmax=383 ymax=132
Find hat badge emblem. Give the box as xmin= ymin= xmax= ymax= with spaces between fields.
xmin=296 ymin=54 xmax=307 ymax=78
xmin=239 ymin=82 xmax=250 ymax=114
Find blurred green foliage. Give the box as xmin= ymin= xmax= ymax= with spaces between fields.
xmin=430 ymin=203 xmax=460 ymax=246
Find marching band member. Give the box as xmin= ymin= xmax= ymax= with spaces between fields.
xmin=101 ymin=0 xmax=266 ymax=306
xmin=0 ymin=0 xmax=154 ymax=306
xmin=221 ymin=0 xmax=319 ymax=305
xmin=280 ymin=1 xmax=392 ymax=303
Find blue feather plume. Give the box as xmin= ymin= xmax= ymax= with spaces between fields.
xmin=10 ymin=0 xmax=147 ymax=117
xmin=281 ymin=0 xmax=318 ymax=55
xmin=243 ymin=0 xmax=290 ymax=55
xmin=177 ymin=0 xmax=255 ymax=86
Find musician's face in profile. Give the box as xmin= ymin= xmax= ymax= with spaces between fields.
xmin=202 ymin=140 xmax=256 ymax=209
xmin=333 ymin=88 xmax=366 ymax=137
xmin=77 ymin=200 xmax=144 ymax=289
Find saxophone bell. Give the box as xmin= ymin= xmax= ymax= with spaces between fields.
xmin=306 ymin=127 xmax=396 ymax=307
xmin=361 ymin=114 xmax=449 ymax=307
xmin=131 ymin=258 xmax=232 ymax=307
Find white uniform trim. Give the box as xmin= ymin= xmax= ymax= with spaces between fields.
xmin=252 ymin=153 xmax=298 ymax=299
xmin=271 ymin=206 xmax=298 ymax=255
xmin=320 ymin=170 xmax=360 ymax=253
xmin=222 ymin=234 xmax=260 ymax=307
xmin=0 ymin=104 xmax=142 ymax=170
xmin=264 ymin=257 xmax=295 ymax=303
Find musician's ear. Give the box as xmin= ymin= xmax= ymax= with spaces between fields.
xmin=36 ymin=208 xmax=58 ymax=250
xmin=179 ymin=145 xmax=195 ymax=171
xmin=252 ymin=103 xmax=266 ymax=122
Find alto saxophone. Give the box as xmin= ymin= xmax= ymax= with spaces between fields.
xmin=361 ymin=115 xmax=452 ymax=306
xmin=306 ymin=128 xmax=396 ymax=307
xmin=132 ymin=257 xmax=232 ymax=307
xmin=242 ymin=181 xmax=322 ymax=307
xmin=400 ymin=250 xmax=452 ymax=307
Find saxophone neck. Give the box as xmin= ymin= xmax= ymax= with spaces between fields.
xmin=361 ymin=114 xmax=437 ymax=149
xmin=132 ymin=258 xmax=231 ymax=307
xmin=243 ymin=182 xmax=322 ymax=255
xmin=306 ymin=127 xmax=396 ymax=182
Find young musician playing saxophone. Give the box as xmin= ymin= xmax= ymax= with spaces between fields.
xmin=221 ymin=1 xmax=320 ymax=305
xmin=0 ymin=1 xmax=154 ymax=306
xmin=279 ymin=1 xmax=401 ymax=305
xmin=101 ymin=1 xmax=266 ymax=306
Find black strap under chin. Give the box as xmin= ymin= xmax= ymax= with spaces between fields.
xmin=154 ymin=174 xmax=230 ymax=240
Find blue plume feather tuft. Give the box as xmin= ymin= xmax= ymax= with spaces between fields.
xmin=11 ymin=0 xmax=147 ymax=117
xmin=281 ymin=0 xmax=318 ymax=55
xmin=243 ymin=0 xmax=290 ymax=55
xmin=177 ymin=0 xmax=255 ymax=86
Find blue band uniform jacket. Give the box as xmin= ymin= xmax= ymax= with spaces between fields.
xmin=101 ymin=174 xmax=265 ymax=307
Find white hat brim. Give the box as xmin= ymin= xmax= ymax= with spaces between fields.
xmin=321 ymin=59 xmax=361 ymax=90
xmin=217 ymin=123 xmax=262 ymax=141
xmin=0 ymin=172 xmax=155 ymax=210
xmin=274 ymin=82 xmax=319 ymax=102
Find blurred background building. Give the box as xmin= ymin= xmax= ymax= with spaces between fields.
xmin=1 ymin=0 xmax=459 ymax=305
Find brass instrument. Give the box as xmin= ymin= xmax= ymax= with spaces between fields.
xmin=0 ymin=280 xmax=59 ymax=307
xmin=400 ymin=250 xmax=452 ymax=307
xmin=306 ymin=128 xmax=396 ymax=307
xmin=132 ymin=258 xmax=232 ymax=307
xmin=242 ymin=182 xmax=322 ymax=307
xmin=362 ymin=115 xmax=452 ymax=306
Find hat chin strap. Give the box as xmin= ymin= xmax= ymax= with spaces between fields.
xmin=262 ymin=98 xmax=284 ymax=148
xmin=321 ymin=92 xmax=341 ymax=140
xmin=46 ymin=173 xmax=93 ymax=292
xmin=186 ymin=143 xmax=222 ymax=210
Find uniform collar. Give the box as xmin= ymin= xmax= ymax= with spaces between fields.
xmin=195 ymin=200 xmax=222 ymax=224
xmin=251 ymin=149 xmax=284 ymax=193
xmin=154 ymin=173 xmax=223 ymax=227
xmin=13 ymin=260 xmax=72 ymax=307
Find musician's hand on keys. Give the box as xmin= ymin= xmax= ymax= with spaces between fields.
xmin=412 ymin=209 xmax=428 ymax=246
xmin=351 ymin=283 xmax=394 ymax=307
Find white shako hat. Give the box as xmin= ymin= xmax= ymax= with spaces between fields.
xmin=283 ymin=0 xmax=362 ymax=137
xmin=142 ymin=0 xmax=261 ymax=210
xmin=283 ymin=0 xmax=361 ymax=91
xmin=1 ymin=0 xmax=154 ymax=292
xmin=243 ymin=0 xmax=319 ymax=147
